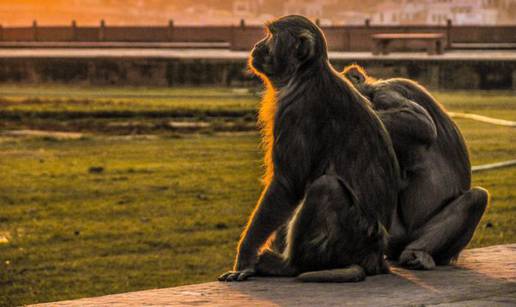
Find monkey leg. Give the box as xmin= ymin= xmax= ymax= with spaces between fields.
xmin=269 ymin=224 xmax=288 ymax=254
xmin=297 ymin=265 xmax=366 ymax=282
xmin=385 ymin=211 xmax=409 ymax=261
xmin=254 ymin=250 xmax=366 ymax=282
xmin=399 ymin=187 xmax=489 ymax=270
xmin=284 ymin=175 xmax=385 ymax=282
xmin=255 ymin=249 xmax=298 ymax=277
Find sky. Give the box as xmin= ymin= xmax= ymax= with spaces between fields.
xmin=1 ymin=0 xmax=228 ymax=26
xmin=0 ymin=0 xmax=514 ymax=26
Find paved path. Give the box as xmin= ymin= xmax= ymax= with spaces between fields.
xmin=0 ymin=49 xmax=515 ymax=61
xmin=0 ymin=42 xmax=231 ymax=49
xmin=33 ymin=244 xmax=516 ymax=306
xmin=448 ymin=112 xmax=516 ymax=127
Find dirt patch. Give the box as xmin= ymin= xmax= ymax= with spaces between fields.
xmin=1 ymin=130 xmax=85 ymax=139
xmin=1 ymin=117 xmax=257 ymax=135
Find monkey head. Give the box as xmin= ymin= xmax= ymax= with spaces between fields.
xmin=341 ymin=64 xmax=375 ymax=97
xmin=249 ymin=15 xmax=328 ymax=87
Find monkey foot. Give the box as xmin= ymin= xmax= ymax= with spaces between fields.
xmin=399 ymin=250 xmax=436 ymax=270
xmin=296 ymin=265 xmax=366 ymax=283
xmin=218 ymin=269 xmax=256 ymax=282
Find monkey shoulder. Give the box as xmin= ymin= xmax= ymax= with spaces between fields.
xmin=367 ymin=82 xmax=412 ymax=110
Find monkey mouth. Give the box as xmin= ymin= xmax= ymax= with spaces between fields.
xmin=250 ymin=56 xmax=266 ymax=74
xmin=250 ymin=47 xmax=269 ymax=70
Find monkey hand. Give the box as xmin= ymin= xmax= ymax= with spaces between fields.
xmin=217 ymin=268 xmax=256 ymax=282
xmin=217 ymin=247 xmax=258 ymax=281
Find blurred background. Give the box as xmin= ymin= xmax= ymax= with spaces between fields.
xmin=2 ymin=0 xmax=516 ymax=25
xmin=0 ymin=0 xmax=514 ymax=305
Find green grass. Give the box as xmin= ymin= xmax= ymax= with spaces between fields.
xmin=0 ymin=87 xmax=514 ymax=306
xmin=434 ymin=91 xmax=516 ymax=120
xmin=0 ymin=134 xmax=264 ymax=306
xmin=3 ymin=85 xmax=514 ymax=119
xmin=0 ymin=85 xmax=259 ymax=115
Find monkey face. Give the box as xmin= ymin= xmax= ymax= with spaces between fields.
xmin=342 ymin=65 xmax=368 ymax=86
xmin=341 ymin=64 xmax=374 ymax=97
xmin=250 ymin=33 xmax=275 ymax=76
xmin=249 ymin=15 xmax=328 ymax=86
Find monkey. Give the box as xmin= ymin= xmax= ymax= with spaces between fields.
xmin=218 ymin=15 xmax=401 ymax=283
xmin=341 ymin=64 xmax=489 ymax=270
xmin=342 ymin=65 xmax=438 ymax=188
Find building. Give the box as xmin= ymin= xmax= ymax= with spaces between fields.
xmin=284 ymin=0 xmax=325 ymax=18
xmin=370 ymin=1 xmax=403 ymax=25
xmin=370 ymin=0 xmax=502 ymax=25
xmin=334 ymin=11 xmax=369 ymax=25
xmin=233 ymin=0 xmax=264 ymax=18
xmin=428 ymin=0 xmax=499 ymax=25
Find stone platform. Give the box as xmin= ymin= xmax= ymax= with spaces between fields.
xmin=34 ymin=244 xmax=516 ymax=306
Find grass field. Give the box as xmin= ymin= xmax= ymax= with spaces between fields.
xmin=0 ymin=86 xmax=514 ymax=306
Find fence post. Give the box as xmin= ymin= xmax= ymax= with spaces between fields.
xmin=71 ymin=20 xmax=77 ymax=41
xmin=99 ymin=19 xmax=105 ymax=41
xmin=446 ymin=19 xmax=452 ymax=49
xmin=240 ymin=19 xmax=245 ymax=28
xmin=365 ymin=18 xmax=371 ymax=27
xmin=168 ymin=19 xmax=174 ymax=41
xmin=32 ymin=20 xmax=38 ymax=41
xmin=0 ymin=24 xmax=3 ymax=42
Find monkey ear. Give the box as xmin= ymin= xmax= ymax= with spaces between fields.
xmin=296 ymin=31 xmax=315 ymax=62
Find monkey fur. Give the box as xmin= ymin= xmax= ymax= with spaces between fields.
xmin=218 ymin=16 xmax=400 ymax=283
xmin=342 ymin=65 xmax=489 ymax=269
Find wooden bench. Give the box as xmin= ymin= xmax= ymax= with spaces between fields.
xmin=372 ymin=33 xmax=445 ymax=55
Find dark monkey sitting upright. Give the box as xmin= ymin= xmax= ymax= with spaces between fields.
xmin=218 ymin=15 xmax=400 ymax=282
xmin=342 ymin=65 xmax=489 ymax=269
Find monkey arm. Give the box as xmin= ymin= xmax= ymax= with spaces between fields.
xmin=373 ymin=91 xmax=437 ymax=146
xmin=219 ymin=136 xmax=309 ymax=282
xmin=235 ymin=177 xmax=301 ymax=271
xmin=232 ymin=120 xmax=313 ymax=273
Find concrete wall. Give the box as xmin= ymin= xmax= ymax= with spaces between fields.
xmin=103 ymin=27 xmax=168 ymax=42
xmin=0 ymin=58 xmax=251 ymax=87
xmin=0 ymin=57 xmax=514 ymax=90
xmin=450 ymin=26 xmax=516 ymax=43
xmin=230 ymin=25 xmax=453 ymax=51
xmin=1 ymin=24 xmax=514 ymax=51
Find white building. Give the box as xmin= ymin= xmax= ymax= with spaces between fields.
xmin=434 ymin=0 xmax=499 ymax=25
xmin=335 ymin=11 xmax=369 ymax=25
xmin=370 ymin=1 xmax=403 ymax=25
xmin=233 ymin=0 xmax=264 ymax=18
xmin=284 ymin=0 xmax=325 ymax=18
xmin=370 ymin=0 xmax=501 ymax=25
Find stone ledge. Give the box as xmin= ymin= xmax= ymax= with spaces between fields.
xmin=33 ymin=244 xmax=516 ymax=306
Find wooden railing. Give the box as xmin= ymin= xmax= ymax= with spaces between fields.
xmin=0 ymin=20 xmax=515 ymax=51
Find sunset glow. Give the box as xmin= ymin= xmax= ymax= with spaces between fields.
xmin=1 ymin=0 xmax=515 ymax=26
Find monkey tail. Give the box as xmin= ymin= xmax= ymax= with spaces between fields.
xmin=296 ymin=265 xmax=366 ymax=283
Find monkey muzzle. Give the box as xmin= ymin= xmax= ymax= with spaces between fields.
xmin=250 ymin=44 xmax=269 ymax=71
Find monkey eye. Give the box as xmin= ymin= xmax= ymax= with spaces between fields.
xmin=265 ymin=22 xmax=278 ymax=36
